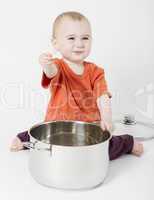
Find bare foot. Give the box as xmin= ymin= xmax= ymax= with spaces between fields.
xmin=131 ymin=140 xmax=144 ymax=156
xmin=10 ymin=137 xmax=24 ymax=152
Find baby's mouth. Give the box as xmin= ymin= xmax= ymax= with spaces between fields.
xmin=73 ymin=51 xmax=84 ymax=54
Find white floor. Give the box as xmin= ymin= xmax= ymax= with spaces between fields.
xmin=1 ymin=133 xmax=154 ymax=200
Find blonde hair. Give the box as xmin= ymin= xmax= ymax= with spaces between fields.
xmin=52 ymin=11 xmax=90 ymax=39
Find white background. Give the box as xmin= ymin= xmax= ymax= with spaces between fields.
xmin=0 ymin=0 xmax=154 ymax=200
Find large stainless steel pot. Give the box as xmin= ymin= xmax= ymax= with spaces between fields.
xmin=24 ymin=120 xmax=111 ymax=190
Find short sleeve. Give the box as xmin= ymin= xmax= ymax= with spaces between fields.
xmin=41 ymin=58 xmax=59 ymax=89
xmin=41 ymin=71 xmax=59 ymax=88
xmin=92 ymin=66 xmax=110 ymax=98
xmin=41 ymin=72 xmax=52 ymax=88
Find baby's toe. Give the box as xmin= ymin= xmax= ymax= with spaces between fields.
xmin=10 ymin=145 xmax=18 ymax=151
xmin=139 ymin=143 xmax=144 ymax=154
xmin=10 ymin=145 xmax=23 ymax=152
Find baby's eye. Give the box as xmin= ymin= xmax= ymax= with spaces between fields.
xmin=82 ymin=37 xmax=89 ymax=40
xmin=68 ymin=37 xmax=75 ymax=40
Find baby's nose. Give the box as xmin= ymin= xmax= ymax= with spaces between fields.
xmin=75 ymin=39 xmax=84 ymax=48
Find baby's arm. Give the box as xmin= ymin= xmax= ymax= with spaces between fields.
xmin=97 ymin=94 xmax=144 ymax=158
xmin=10 ymin=53 xmax=58 ymax=152
xmin=96 ymin=93 xmax=112 ymax=131
xmin=39 ymin=52 xmax=58 ymax=78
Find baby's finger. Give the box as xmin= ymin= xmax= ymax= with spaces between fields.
xmin=39 ymin=53 xmax=52 ymax=60
xmin=43 ymin=54 xmax=53 ymax=59
xmin=11 ymin=145 xmax=17 ymax=149
xmin=101 ymin=123 xmax=106 ymax=131
xmin=44 ymin=52 xmax=53 ymax=58
xmin=47 ymin=54 xmax=53 ymax=58
xmin=41 ymin=57 xmax=52 ymax=61
xmin=106 ymin=124 xmax=111 ymax=131
xmin=43 ymin=55 xmax=52 ymax=60
xmin=10 ymin=146 xmax=17 ymax=151
xmin=40 ymin=56 xmax=52 ymax=62
xmin=42 ymin=60 xmax=53 ymax=65
xmin=40 ymin=58 xmax=53 ymax=65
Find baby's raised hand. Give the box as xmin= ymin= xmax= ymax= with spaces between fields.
xmin=39 ymin=52 xmax=58 ymax=77
xmin=39 ymin=52 xmax=53 ymax=67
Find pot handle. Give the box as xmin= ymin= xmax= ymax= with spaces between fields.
xmin=23 ymin=142 xmax=52 ymax=155
xmin=23 ymin=142 xmax=36 ymax=149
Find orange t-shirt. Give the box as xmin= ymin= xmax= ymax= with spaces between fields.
xmin=41 ymin=58 xmax=109 ymax=123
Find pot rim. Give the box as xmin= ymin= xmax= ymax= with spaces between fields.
xmin=28 ymin=120 xmax=112 ymax=148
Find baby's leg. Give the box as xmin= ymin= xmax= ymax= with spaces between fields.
xmin=17 ymin=131 xmax=30 ymax=142
xmin=109 ymin=134 xmax=143 ymax=160
xmin=10 ymin=131 xmax=29 ymax=152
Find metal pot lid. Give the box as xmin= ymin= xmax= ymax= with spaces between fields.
xmin=112 ymin=114 xmax=154 ymax=141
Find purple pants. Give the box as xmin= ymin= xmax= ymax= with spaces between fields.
xmin=17 ymin=131 xmax=134 ymax=161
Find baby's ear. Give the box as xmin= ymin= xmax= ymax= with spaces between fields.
xmin=51 ymin=38 xmax=59 ymax=51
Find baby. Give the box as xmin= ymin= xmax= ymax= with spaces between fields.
xmin=10 ymin=11 xmax=143 ymax=160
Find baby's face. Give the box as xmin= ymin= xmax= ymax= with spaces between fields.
xmin=53 ymin=17 xmax=92 ymax=64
